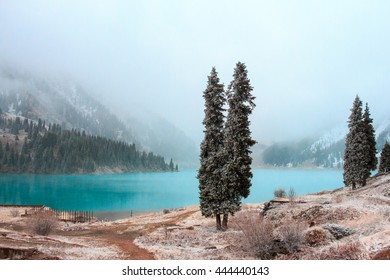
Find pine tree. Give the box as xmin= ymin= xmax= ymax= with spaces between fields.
xmin=379 ymin=142 xmax=390 ymax=173
xmin=22 ymin=137 xmax=29 ymax=155
xmin=197 ymin=67 xmax=226 ymax=230
xmin=169 ymin=158 xmax=174 ymax=171
xmin=220 ymin=62 xmax=256 ymax=229
xmin=362 ymin=103 xmax=377 ymax=172
xmin=343 ymin=96 xmax=371 ymax=189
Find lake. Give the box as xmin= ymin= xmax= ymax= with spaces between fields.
xmin=0 ymin=169 xmax=343 ymax=213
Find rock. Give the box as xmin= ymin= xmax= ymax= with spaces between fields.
xmin=0 ymin=247 xmax=39 ymax=260
xmin=295 ymin=205 xmax=326 ymax=222
xmin=205 ymin=246 xmax=217 ymax=250
xmin=270 ymin=198 xmax=290 ymax=204
xmin=322 ymin=224 xmax=354 ymax=240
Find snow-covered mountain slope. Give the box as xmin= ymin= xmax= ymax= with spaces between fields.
xmin=126 ymin=117 xmax=198 ymax=168
xmin=376 ymin=118 xmax=390 ymax=149
xmin=0 ymin=64 xmax=198 ymax=166
xmin=309 ymin=125 xmax=347 ymax=153
xmin=0 ymin=65 xmax=135 ymax=143
xmin=259 ymin=120 xmax=390 ymax=168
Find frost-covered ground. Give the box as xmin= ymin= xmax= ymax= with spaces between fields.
xmin=135 ymin=174 xmax=390 ymax=260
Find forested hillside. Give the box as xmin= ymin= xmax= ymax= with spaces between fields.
xmin=0 ymin=65 xmax=197 ymax=167
xmin=0 ymin=66 xmax=135 ymax=143
xmin=0 ymin=113 xmax=177 ymax=174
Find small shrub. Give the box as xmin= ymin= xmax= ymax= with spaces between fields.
xmin=278 ymin=220 xmax=306 ymax=253
xmin=10 ymin=209 xmax=20 ymax=218
xmin=234 ymin=211 xmax=275 ymax=259
xmin=288 ymin=187 xmax=296 ymax=204
xmin=305 ymin=227 xmax=329 ymax=246
xmin=274 ymin=188 xmax=286 ymax=198
xmin=29 ymin=211 xmax=58 ymax=236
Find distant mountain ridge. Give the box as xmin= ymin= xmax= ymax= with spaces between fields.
xmin=126 ymin=116 xmax=198 ymax=168
xmin=0 ymin=64 xmax=198 ymax=167
xmin=258 ymin=120 xmax=390 ymax=168
xmin=0 ymin=65 xmax=135 ymax=143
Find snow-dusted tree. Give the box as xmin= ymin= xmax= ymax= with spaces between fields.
xmin=220 ymin=62 xmax=256 ymax=229
xmin=197 ymin=67 xmax=226 ymax=230
xmin=379 ymin=142 xmax=390 ymax=173
xmin=343 ymin=96 xmax=372 ymax=189
xmin=362 ymin=103 xmax=377 ymax=172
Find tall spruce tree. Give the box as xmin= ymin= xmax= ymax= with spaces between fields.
xmin=197 ymin=67 xmax=226 ymax=230
xmin=343 ymin=96 xmax=372 ymax=189
xmin=362 ymin=103 xmax=377 ymax=172
xmin=220 ymin=62 xmax=256 ymax=229
xmin=379 ymin=142 xmax=390 ymax=173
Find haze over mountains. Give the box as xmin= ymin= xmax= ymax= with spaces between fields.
xmin=0 ymin=64 xmax=198 ymax=168
xmin=254 ymin=120 xmax=390 ymax=168
xmin=1 ymin=62 xmax=390 ymax=170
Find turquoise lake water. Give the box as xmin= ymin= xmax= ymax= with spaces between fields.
xmin=0 ymin=169 xmax=343 ymax=211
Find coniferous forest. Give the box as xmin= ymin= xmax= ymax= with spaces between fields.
xmin=0 ymin=113 xmax=177 ymax=174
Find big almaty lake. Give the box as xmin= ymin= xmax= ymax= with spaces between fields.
xmin=0 ymin=169 xmax=343 ymax=212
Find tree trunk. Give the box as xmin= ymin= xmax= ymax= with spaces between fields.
xmin=352 ymin=182 xmax=356 ymax=190
xmin=222 ymin=213 xmax=228 ymax=230
xmin=216 ymin=214 xmax=222 ymax=230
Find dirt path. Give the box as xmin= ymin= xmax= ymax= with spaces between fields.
xmin=86 ymin=224 xmax=155 ymax=260
xmin=55 ymin=208 xmax=200 ymax=260
xmin=93 ymin=208 xmax=199 ymax=259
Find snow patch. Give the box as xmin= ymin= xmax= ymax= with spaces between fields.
xmin=310 ymin=125 xmax=347 ymax=153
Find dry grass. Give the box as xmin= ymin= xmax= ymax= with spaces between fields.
xmin=305 ymin=227 xmax=330 ymax=246
xmin=36 ymin=242 xmax=120 ymax=260
xmin=277 ymin=220 xmax=307 ymax=253
xmin=309 ymin=241 xmax=368 ymax=260
xmin=28 ymin=211 xmax=58 ymax=236
xmin=234 ymin=211 xmax=275 ymax=259
xmin=288 ymin=187 xmax=297 ymax=204
xmin=9 ymin=209 xmax=20 ymax=218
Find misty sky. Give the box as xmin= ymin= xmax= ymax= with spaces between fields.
xmin=1 ymin=0 xmax=390 ymax=144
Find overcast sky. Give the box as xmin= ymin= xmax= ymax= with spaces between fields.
xmin=1 ymin=0 xmax=390 ymax=144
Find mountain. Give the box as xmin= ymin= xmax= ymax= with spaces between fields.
xmin=259 ymin=120 xmax=390 ymax=168
xmin=0 ymin=65 xmax=135 ymax=143
xmin=0 ymin=115 xmax=174 ymax=174
xmin=126 ymin=116 xmax=198 ymax=168
xmin=0 ymin=64 xmax=198 ymax=167
xmin=376 ymin=118 xmax=390 ymax=150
